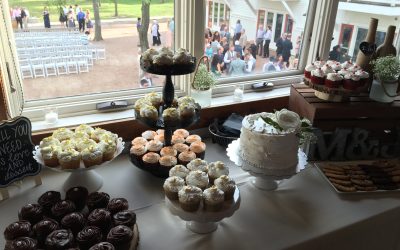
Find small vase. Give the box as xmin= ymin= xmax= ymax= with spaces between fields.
xmin=191 ymin=88 xmax=212 ymax=107
xmin=369 ymin=79 xmax=399 ymax=103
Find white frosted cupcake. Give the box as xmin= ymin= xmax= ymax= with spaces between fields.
xmin=159 ymin=155 xmax=178 ymax=169
xmin=185 ymin=135 xmax=201 ymax=145
xmin=40 ymin=136 xmax=61 ymax=149
xmin=341 ymin=61 xmax=353 ymax=70
xmin=187 ymin=159 xmax=208 ymax=172
xmin=146 ymin=140 xmax=163 ymax=153
xmin=41 ymin=145 xmax=61 ymax=167
xmin=172 ymin=143 xmax=189 ymax=154
xmin=214 ymin=175 xmax=236 ymax=200
xmin=321 ymin=64 xmax=335 ymax=75
xmin=171 ymin=135 xmax=185 ymax=145
xmin=81 ymin=145 xmax=103 ymax=168
xmin=304 ymin=63 xmax=317 ymax=79
xmin=90 ymin=128 xmax=107 ymax=142
xmin=134 ymin=98 xmax=152 ymax=113
xmin=144 ymin=92 xmax=162 ymax=108
xmin=58 ymin=149 xmax=81 ymax=169
xmin=99 ymin=139 xmax=117 ymax=161
xmin=75 ymin=124 xmax=94 ymax=135
xmin=141 ymin=130 xmax=157 ymax=140
xmin=160 ymin=146 xmax=177 ymax=157
xmin=177 ymin=96 xmax=196 ymax=106
xmin=208 ymin=161 xmax=229 ymax=184
xmin=130 ymin=144 xmax=147 ymax=164
xmin=325 ymin=73 xmax=343 ymax=89
xmin=154 ymin=134 xmax=165 ymax=144
xmin=313 ymin=60 xmax=325 ymax=68
xmin=173 ymin=129 xmax=190 ymax=138
xmin=72 ymin=131 xmax=90 ymax=142
xmin=169 ymin=165 xmax=190 ymax=179
xmin=60 ymin=139 xmax=77 ymax=151
xmin=98 ymin=131 xmax=118 ymax=144
xmin=162 ymin=108 xmax=179 ymax=127
xmin=131 ymin=137 xmax=147 ymax=146
xmin=355 ymin=70 xmax=369 ymax=86
xmin=163 ymin=176 xmax=185 ymax=200
xmin=156 ymin=129 xmax=165 ymax=135
xmin=178 ymin=186 xmax=203 ymax=212
xmin=310 ymin=68 xmax=326 ymax=85
xmin=331 ymin=61 xmax=342 ymax=71
xmin=203 ymin=186 xmax=225 ymax=212
xmin=186 ymin=170 xmax=209 ymax=190
xmin=52 ymin=128 xmax=74 ymax=142
xmin=140 ymin=105 xmax=159 ymax=122
xmin=75 ymin=138 xmax=97 ymax=152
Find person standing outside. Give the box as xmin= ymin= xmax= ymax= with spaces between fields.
xmin=20 ymin=7 xmax=27 ymax=29
xmin=224 ymin=45 xmax=236 ymax=74
xmin=43 ymin=7 xmax=51 ymax=29
xmin=229 ymin=52 xmax=246 ymax=76
xmin=168 ymin=18 xmax=174 ymax=48
xmin=77 ymin=9 xmax=86 ymax=32
xmin=15 ymin=7 xmax=22 ymax=29
xmin=151 ymin=20 xmax=159 ymax=46
xmin=275 ymin=33 xmax=284 ymax=56
xmin=136 ymin=17 xmax=142 ymax=47
xmin=255 ymin=24 xmax=264 ymax=56
xmin=239 ymin=29 xmax=247 ymax=48
xmin=263 ymin=25 xmax=272 ymax=58
xmin=281 ymin=34 xmax=293 ymax=65
xmin=234 ymin=20 xmax=242 ymax=41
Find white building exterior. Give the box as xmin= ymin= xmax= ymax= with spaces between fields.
xmin=206 ymin=0 xmax=400 ymax=60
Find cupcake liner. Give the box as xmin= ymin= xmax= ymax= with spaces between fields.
xmin=103 ymin=150 xmax=115 ymax=161
xmin=223 ymin=189 xmax=235 ymax=201
xmin=194 ymin=151 xmax=205 ymax=160
xmin=204 ymin=201 xmax=224 ymax=212
xmin=325 ymin=79 xmax=342 ymax=89
xmin=83 ymin=157 xmax=103 ymax=168
xmin=304 ymin=70 xmax=311 ymax=79
xmin=44 ymin=157 xmax=59 ymax=168
xmin=343 ymin=79 xmax=359 ymax=90
xmin=60 ymin=159 xmax=80 ymax=169
xmin=310 ymin=75 xmax=325 ymax=85
xmin=164 ymin=190 xmax=179 ymax=201
xmin=179 ymin=200 xmax=201 ymax=212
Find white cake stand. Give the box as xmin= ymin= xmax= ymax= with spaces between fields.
xmin=33 ymin=138 xmax=124 ymax=192
xmin=227 ymin=139 xmax=307 ymax=190
xmin=165 ymin=187 xmax=240 ymax=234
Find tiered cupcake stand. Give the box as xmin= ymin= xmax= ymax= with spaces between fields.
xmin=33 ymin=138 xmax=125 ymax=192
xmin=165 ymin=187 xmax=241 ymax=234
xmin=227 ymin=139 xmax=308 ymax=190
xmin=130 ymin=58 xmax=200 ymax=177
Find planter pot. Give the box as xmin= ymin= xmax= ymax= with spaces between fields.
xmin=191 ymin=88 xmax=212 ymax=107
xmin=369 ymin=79 xmax=399 ymax=103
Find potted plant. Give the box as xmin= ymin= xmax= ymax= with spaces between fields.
xmin=369 ymin=55 xmax=400 ymax=103
xmin=191 ymin=56 xmax=216 ymax=107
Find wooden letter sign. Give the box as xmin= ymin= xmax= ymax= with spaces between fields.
xmin=0 ymin=117 xmax=41 ymax=187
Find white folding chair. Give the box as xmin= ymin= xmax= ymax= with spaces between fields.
xmin=66 ymin=58 xmax=78 ymax=74
xmin=43 ymin=58 xmax=57 ymax=77
xmin=75 ymin=56 xmax=89 ymax=73
xmin=30 ymin=58 xmax=45 ymax=78
xmin=19 ymin=59 xmax=33 ymax=79
xmin=55 ymin=58 xmax=68 ymax=75
xmin=96 ymin=47 xmax=106 ymax=60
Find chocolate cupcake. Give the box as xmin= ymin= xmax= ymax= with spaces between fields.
xmin=61 ymin=212 xmax=86 ymax=236
xmin=163 ymin=176 xmax=185 ymax=200
xmin=142 ymin=152 xmax=160 ymax=169
xmin=178 ymin=151 xmax=196 ymax=166
xmin=107 ymin=198 xmax=129 ymax=215
xmin=87 ymin=192 xmax=110 ymax=211
xmin=51 ymin=200 xmax=76 ymax=222
xmin=141 ymin=130 xmax=157 ymax=141
xmin=89 ymin=242 xmax=115 ymax=250
xmin=131 ymin=137 xmax=147 ymax=146
xmin=189 ymin=141 xmax=206 ymax=159
xmin=4 ymin=221 xmax=32 ymax=241
xmin=146 ymin=140 xmax=163 ymax=153
xmin=87 ymin=209 xmax=112 ymax=234
xmin=185 ymin=135 xmax=201 ymax=145
xmin=33 ymin=218 xmax=59 ymax=247
xmin=45 ymin=229 xmax=75 ymax=250
xmin=130 ymin=145 xmax=147 ymax=165
xmin=107 ymin=225 xmax=133 ymax=250
xmin=173 ymin=129 xmax=189 ymax=138
xmin=154 ymin=134 xmax=165 ymax=143
xmin=10 ymin=237 xmax=38 ymax=250
xmin=18 ymin=204 xmax=44 ymax=225
xmin=38 ymin=191 xmax=61 ymax=215
xmin=66 ymin=186 xmax=89 ymax=211
xmin=76 ymin=226 xmax=103 ymax=250
xmin=171 ymin=135 xmax=185 ymax=145
xmin=178 ymin=186 xmax=203 ymax=212
xmin=112 ymin=210 xmax=137 ymax=229
xmin=160 ymin=146 xmax=177 ymax=157
xmin=159 ymin=155 xmax=178 ymax=169
xmin=172 ymin=143 xmax=189 ymax=154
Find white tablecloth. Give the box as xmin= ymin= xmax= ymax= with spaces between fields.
xmin=1 ymin=141 xmax=400 ymax=250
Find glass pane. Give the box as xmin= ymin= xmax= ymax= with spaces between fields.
xmin=220 ymin=4 xmax=225 ymax=23
xmin=285 ymin=16 xmax=293 ymax=34
xmin=8 ymin=0 xmax=175 ymax=101
xmin=204 ymin=0 xmax=310 ymax=80
xmin=213 ymin=2 xmax=218 ymax=27
xmin=329 ymin=1 xmax=395 ymax=64
xmin=208 ymin=1 xmax=213 ymax=28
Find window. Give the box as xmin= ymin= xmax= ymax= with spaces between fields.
xmin=204 ymin=0 xmax=312 ymax=87
xmin=329 ymin=0 xmax=400 ymax=63
xmin=1 ymin=0 xmax=324 ymax=121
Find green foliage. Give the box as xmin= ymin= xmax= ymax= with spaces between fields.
xmin=371 ymin=56 xmax=400 ymax=82
xmin=192 ymin=64 xmax=216 ymax=91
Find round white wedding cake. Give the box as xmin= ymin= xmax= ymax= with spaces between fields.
xmin=239 ymin=109 xmax=309 ymax=176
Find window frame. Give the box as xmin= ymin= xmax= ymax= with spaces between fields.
xmin=1 ymin=0 xmax=335 ymax=122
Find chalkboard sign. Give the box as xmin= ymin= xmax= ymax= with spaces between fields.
xmin=359 ymin=42 xmax=377 ymax=56
xmin=0 ymin=116 xmax=41 ymax=187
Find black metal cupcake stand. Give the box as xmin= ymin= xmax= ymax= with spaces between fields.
xmin=130 ymin=57 xmax=200 ymax=177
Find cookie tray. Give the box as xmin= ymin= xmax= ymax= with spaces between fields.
xmin=314 ymin=162 xmax=400 ymax=194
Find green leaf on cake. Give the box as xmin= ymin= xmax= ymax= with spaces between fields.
xmin=301 ymin=121 xmax=311 ymax=127
xmin=261 ymin=117 xmax=283 ymax=131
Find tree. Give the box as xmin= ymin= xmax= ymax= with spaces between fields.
xmin=113 ymin=0 xmax=118 ymax=17
xmin=92 ymin=0 xmax=103 ymax=41
xmin=139 ymin=0 xmax=150 ymax=52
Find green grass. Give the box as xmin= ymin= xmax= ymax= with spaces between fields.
xmin=8 ymin=0 xmax=173 ymax=21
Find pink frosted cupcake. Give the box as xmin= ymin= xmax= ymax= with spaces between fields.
xmin=310 ymin=68 xmax=325 ymax=85
xmin=343 ymin=73 xmax=361 ymax=90
xmin=304 ymin=63 xmax=317 ymax=79
xmin=325 ymin=73 xmax=343 ymax=89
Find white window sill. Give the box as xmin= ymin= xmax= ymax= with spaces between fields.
xmin=31 ymin=87 xmax=290 ymax=132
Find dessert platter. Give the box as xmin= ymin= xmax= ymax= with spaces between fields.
xmin=163 ymin=159 xmax=240 ymax=234
xmin=3 ymin=186 xmax=139 ymax=250
xmin=130 ymin=128 xmax=206 ymax=178
xmin=227 ymin=109 xmax=311 ymax=190
xmin=33 ymin=125 xmax=124 ymax=192
xmin=303 ymin=60 xmax=369 ymax=102
xmin=315 ymin=159 xmax=400 ymax=194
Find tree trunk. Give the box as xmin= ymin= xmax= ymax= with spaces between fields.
xmin=114 ymin=0 xmax=118 ymax=17
xmin=92 ymin=0 xmax=103 ymax=41
xmin=139 ymin=1 xmax=150 ymax=52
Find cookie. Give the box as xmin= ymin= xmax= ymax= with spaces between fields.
xmin=342 ymin=165 xmax=362 ymax=171
xmin=323 ymin=169 xmax=346 ymax=175
xmin=376 ymin=183 xmax=398 ymax=190
xmin=346 ymin=170 xmax=366 ymax=175
xmin=390 ymin=169 xmax=400 ymax=176
xmin=325 ymin=172 xmax=350 ymax=180
xmin=351 ymin=178 xmax=374 ymax=186
xmin=354 ymin=185 xmax=377 ymax=191
xmin=349 ymin=174 xmax=369 ymax=180
xmin=371 ymin=177 xmax=392 ymax=184
xmin=328 ymin=178 xmax=352 ymax=186
xmin=391 ymin=176 xmax=400 ymax=183
xmin=322 ymin=166 xmax=345 ymax=173
xmin=332 ymin=183 xmax=356 ymax=192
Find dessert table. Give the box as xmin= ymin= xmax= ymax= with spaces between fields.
xmin=1 ymin=140 xmax=400 ymax=250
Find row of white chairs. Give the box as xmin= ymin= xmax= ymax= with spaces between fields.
xmin=14 ymin=28 xmax=79 ymax=34
xmin=20 ymin=56 xmax=91 ymax=79
xmin=16 ymin=39 xmax=87 ymax=48
xmin=17 ymin=45 xmax=92 ymax=55
xmin=17 ymin=47 xmax=106 ymax=61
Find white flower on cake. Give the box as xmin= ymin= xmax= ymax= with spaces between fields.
xmin=275 ymin=109 xmax=301 ymax=131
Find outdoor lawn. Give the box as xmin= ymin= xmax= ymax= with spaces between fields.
xmin=8 ymin=0 xmax=173 ymax=21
